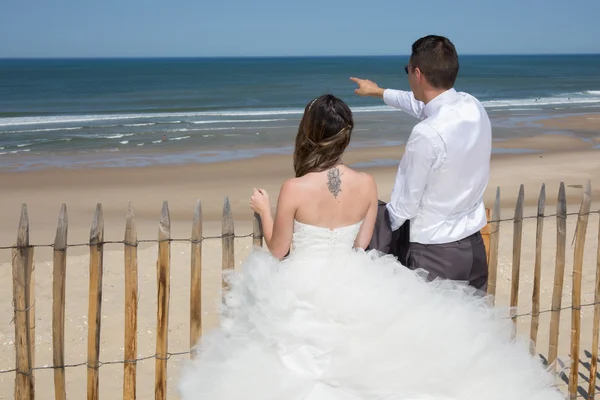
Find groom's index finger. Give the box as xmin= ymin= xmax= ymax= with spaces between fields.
xmin=349 ymin=77 xmax=362 ymax=84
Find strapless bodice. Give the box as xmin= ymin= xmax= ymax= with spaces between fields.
xmin=290 ymin=219 xmax=363 ymax=256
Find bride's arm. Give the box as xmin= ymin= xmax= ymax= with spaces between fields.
xmin=252 ymin=179 xmax=298 ymax=259
xmin=354 ymin=175 xmax=378 ymax=250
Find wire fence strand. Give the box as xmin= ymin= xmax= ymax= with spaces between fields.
xmin=0 ymin=232 xmax=256 ymax=251
xmin=2 ymin=299 xmax=600 ymax=376
xmin=0 ymin=350 xmax=191 ymax=375
xmin=0 ymin=209 xmax=598 ymax=252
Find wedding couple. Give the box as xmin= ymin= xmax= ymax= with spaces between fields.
xmin=178 ymin=35 xmax=561 ymax=399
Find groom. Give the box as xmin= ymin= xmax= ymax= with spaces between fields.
xmin=352 ymin=35 xmax=491 ymax=291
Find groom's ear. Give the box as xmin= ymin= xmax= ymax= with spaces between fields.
xmin=414 ymin=67 xmax=423 ymax=84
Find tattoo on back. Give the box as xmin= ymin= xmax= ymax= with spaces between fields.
xmin=327 ymin=167 xmax=342 ymax=198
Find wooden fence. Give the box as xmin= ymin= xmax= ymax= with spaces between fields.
xmin=1 ymin=180 xmax=599 ymax=399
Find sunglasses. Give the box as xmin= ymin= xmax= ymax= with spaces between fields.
xmin=404 ymin=65 xmax=410 ymax=74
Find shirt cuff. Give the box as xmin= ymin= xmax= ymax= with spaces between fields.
xmin=386 ymin=202 xmax=406 ymax=231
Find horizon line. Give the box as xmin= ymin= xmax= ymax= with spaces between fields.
xmin=1 ymin=52 xmax=600 ymax=60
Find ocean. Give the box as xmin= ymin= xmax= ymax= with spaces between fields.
xmin=1 ymin=55 xmax=600 ymax=170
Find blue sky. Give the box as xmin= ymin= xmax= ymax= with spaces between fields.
xmin=1 ymin=0 xmax=599 ymax=58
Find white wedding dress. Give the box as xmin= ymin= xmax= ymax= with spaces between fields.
xmin=178 ymin=220 xmax=563 ymax=400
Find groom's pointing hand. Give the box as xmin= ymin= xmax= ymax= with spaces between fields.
xmin=350 ymin=77 xmax=385 ymax=98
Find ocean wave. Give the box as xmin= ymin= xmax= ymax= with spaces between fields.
xmin=185 ymin=127 xmax=235 ymax=132
xmin=2 ymin=90 xmax=600 ymax=129
xmin=0 ymin=108 xmax=379 ymax=127
xmin=6 ymin=137 xmax=73 ymax=148
xmin=164 ymin=127 xmax=273 ymax=133
xmin=481 ymin=91 xmax=600 ymax=108
xmin=165 ymin=128 xmax=190 ymax=132
xmin=123 ymin=122 xmax=156 ymax=127
xmin=104 ymin=133 xmax=136 ymax=139
xmin=189 ymin=118 xmax=287 ymax=124
xmin=1 ymin=126 xmax=84 ymax=134
xmin=0 ymin=110 xmax=305 ymax=127
xmin=170 ymin=135 xmax=191 ymax=141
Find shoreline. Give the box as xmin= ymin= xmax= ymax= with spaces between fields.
xmin=1 ymin=111 xmax=599 ymax=172
xmin=1 ymin=129 xmax=599 ymax=173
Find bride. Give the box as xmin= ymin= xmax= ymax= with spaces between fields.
xmin=178 ymin=95 xmax=562 ymax=399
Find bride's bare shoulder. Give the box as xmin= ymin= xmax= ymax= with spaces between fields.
xmin=344 ymin=169 xmax=378 ymax=201
xmin=344 ymin=167 xmax=377 ymax=186
xmin=278 ymin=176 xmax=309 ymax=196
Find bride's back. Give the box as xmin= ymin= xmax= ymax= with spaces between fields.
xmin=282 ymin=94 xmax=378 ymax=250
xmin=293 ymin=165 xmax=375 ymax=230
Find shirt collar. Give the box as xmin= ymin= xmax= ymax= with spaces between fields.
xmin=423 ymin=88 xmax=458 ymax=118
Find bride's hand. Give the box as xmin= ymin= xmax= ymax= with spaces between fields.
xmin=250 ymin=188 xmax=270 ymax=216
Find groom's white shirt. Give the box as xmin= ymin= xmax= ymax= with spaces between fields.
xmin=383 ymin=88 xmax=492 ymax=245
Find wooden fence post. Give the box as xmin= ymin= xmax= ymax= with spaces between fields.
xmin=52 ymin=204 xmax=68 ymax=400
xmin=28 ymin=218 xmax=35 ymax=398
xmin=12 ymin=204 xmax=34 ymax=399
xmin=530 ymin=184 xmax=546 ymax=352
xmin=155 ymin=201 xmax=171 ymax=400
xmin=548 ymin=182 xmax=567 ymax=372
xmin=87 ymin=204 xmax=104 ymax=400
xmin=569 ymin=180 xmax=592 ymax=398
xmin=510 ymin=184 xmax=525 ymax=332
xmin=487 ymin=187 xmax=501 ymax=301
xmin=253 ymin=212 xmax=263 ymax=248
xmin=190 ymin=200 xmax=203 ymax=356
xmin=123 ymin=203 xmax=138 ymax=400
xmin=588 ymin=202 xmax=600 ymax=398
xmin=481 ymin=207 xmax=491 ymax=258
xmin=222 ymin=197 xmax=235 ymax=292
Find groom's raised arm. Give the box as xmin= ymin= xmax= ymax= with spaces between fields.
xmin=350 ymin=77 xmax=426 ymax=120
xmin=382 ymin=89 xmax=426 ymax=120
xmin=386 ymin=128 xmax=439 ymax=231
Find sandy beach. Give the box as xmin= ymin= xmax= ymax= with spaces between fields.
xmin=1 ymin=113 xmax=600 ymax=398
xmin=538 ymin=112 xmax=600 ymax=132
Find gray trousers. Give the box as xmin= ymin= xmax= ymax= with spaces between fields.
xmin=368 ymin=200 xmax=410 ymax=265
xmin=406 ymin=231 xmax=489 ymax=292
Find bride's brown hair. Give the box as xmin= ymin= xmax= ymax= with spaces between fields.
xmin=293 ymin=94 xmax=354 ymax=177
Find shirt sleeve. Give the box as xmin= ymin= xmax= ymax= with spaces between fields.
xmin=386 ymin=127 xmax=440 ymax=231
xmin=383 ymin=89 xmax=427 ymax=120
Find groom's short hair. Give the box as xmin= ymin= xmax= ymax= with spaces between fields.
xmin=410 ymin=35 xmax=459 ymax=90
